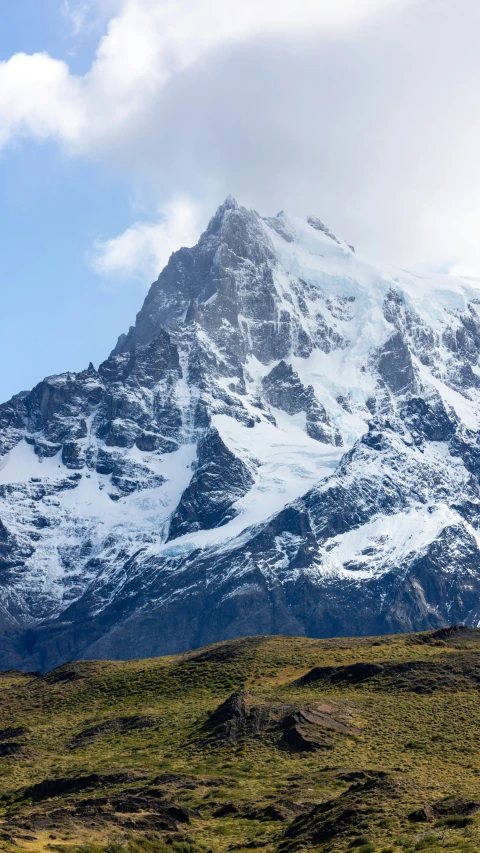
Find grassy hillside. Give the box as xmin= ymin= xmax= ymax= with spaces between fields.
xmin=2 ymin=628 xmax=480 ymax=853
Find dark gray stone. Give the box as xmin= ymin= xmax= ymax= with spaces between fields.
xmin=167 ymin=428 xmax=254 ymax=540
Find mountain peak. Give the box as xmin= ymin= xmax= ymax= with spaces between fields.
xmin=222 ymin=194 xmax=239 ymax=210
xmin=205 ymin=195 xmax=240 ymax=235
xmin=2 ymin=197 xmax=480 ymax=669
xmin=306 ymin=215 xmax=341 ymax=245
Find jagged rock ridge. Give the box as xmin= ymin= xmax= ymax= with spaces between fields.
xmin=2 ymin=197 xmax=480 ymax=669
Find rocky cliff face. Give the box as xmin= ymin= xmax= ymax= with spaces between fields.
xmin=3 ymin=197 xmax=480 ymax=670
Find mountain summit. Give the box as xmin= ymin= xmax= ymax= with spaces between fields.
xmin=2 ymin=199 xmax=480 ymax=670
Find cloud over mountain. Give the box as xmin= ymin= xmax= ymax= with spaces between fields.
xmin=2 ymin=0 xmax=480 ymax=279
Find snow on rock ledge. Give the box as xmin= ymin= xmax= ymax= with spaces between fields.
xmin=2 ymin=199 xmax=480 ymax=668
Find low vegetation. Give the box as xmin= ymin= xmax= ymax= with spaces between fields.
xmin=2 ymin=627 xmax=480 ymax=853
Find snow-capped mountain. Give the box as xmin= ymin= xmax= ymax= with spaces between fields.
xmin=3 ymin=196 xmax=480 ymax=670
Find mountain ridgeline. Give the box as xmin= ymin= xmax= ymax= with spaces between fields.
xmin=2 ymin=198 xmax=480 ymax=669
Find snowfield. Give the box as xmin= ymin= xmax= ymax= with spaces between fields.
xmin=2 ymin=197 xmax=480 ymax=669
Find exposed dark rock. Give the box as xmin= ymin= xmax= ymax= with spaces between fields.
xmin=376 ymin=331 xmax=417 ymax=395
xmin=203 ymin=691 xmax=359 ymax=752
xmin=0 ymin=727 xmax=27 ymax=741
xmin=3 ymin=198 xmax=480 ymax=670
xmin=167 ymin=428 xmax=254 ymax=540
xmin=409 ymin=797 xmax=480 ymax=823
xmin=297 ymin=662 xmax=384 ymax=687
xmin=8 ymin=785 xmax=195 ymax=833
xmin=202 ymin=690 xmax=289 ymax=743
xmin=70 ymin=715 xmax=155 ymax=748
xmin=261 ymin=361 xmax=341 ymax=445
xmin=213 ymin=803 xmax=240 ymax=817
xmin=282 ymin=772 xmax=402 ymax=849
xmin=281 ymin=704 xmax=360 ymax=751
xmin=11 ymin=772 xmax=135 ymax=804
xmin=400 ymin=394 xmax=456 ymax=444
xmin=416 ymin=625 xmax=480 ymax=645
xmin=297 ymin=654 xmax=480 ymax=694
xmin=43 ymin=663 xmax=90 ymax=684
xmin=306 ymin=216 xmax=341 ymax=244
xmin=0 ymin=742 xmax=24 ymax=758
xmin=212 ymin=801 xmax=302 ymax=822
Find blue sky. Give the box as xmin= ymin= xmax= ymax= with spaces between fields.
xmin=1 ymin=0 xmax=480 ymax=403
xmin=0 ymin=1 xmax=84 ymax=67
xmin=0 ymin=140 xmax=140 ymax=396
xmin=0 ymin=1 xmax=142 ymax=400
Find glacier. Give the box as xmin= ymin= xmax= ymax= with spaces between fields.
xmin=2 ymin=196 xmax=480 ymax=669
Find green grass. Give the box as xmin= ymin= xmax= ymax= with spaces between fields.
xmin=1 ymin=630 xmax=480 ymax=853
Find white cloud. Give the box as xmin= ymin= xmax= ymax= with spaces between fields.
xmin=60 ymin=0 xmax=121 ymax=37
xmin=61 ymin=1 xmax=91 ymax=35
xmin=0 ymin=52 xmax=84 ymax=147
xmin=0 ymin=0 xmax=416 ymax=153
xmin=91 ymin=197 xmax=201 ymax=281
xmin=2 ymin=0 xmax=480 ymax=281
